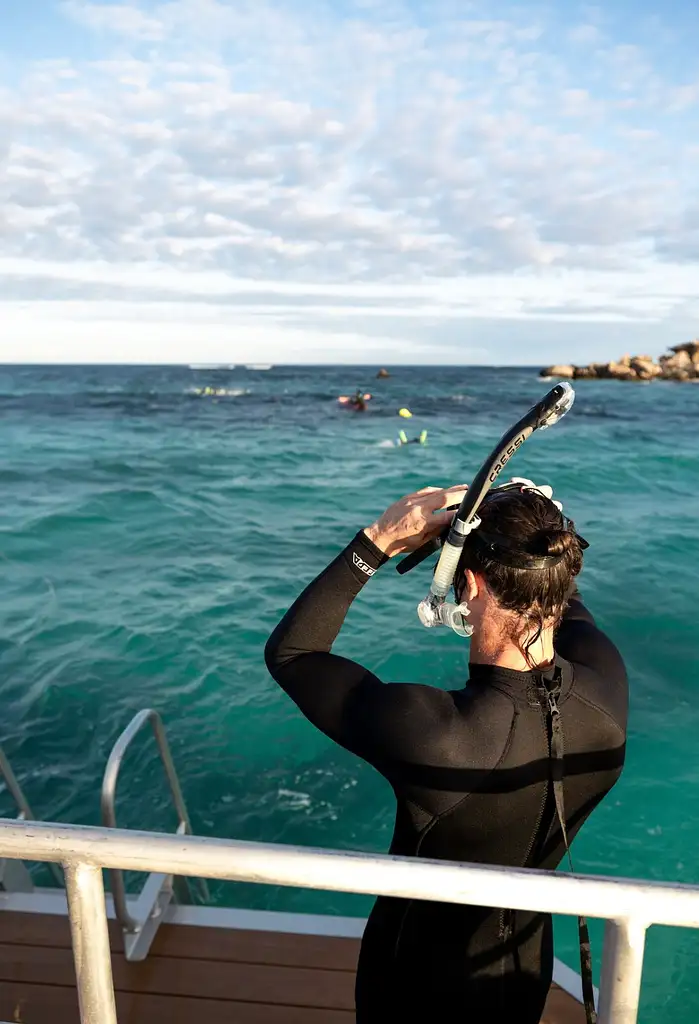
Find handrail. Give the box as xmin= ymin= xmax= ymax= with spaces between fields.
xmin=0 ymin=748 xmax=34 ymax=820
xmin=0 ymin=746 xmax=63 ymax=888
xmin=100 ymin=709 xmax=208 ymax=941
xmin=0 ymin=818 xmax=696 ymax=1024
xmin=0 ymin=819 xmax=691 ymax=926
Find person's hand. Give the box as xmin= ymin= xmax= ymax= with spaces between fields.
xmin=364 ymin=485 xmax=468 ymax=558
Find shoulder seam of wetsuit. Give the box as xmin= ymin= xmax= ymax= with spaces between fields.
xmin=560 ymin=662 xmax=626 ymax=731
xmin=388 ymin=707 xmax=519 ymax=964
xmin=410 ymin=702 xmax=520 ymax=834
xmin=568 ymin=689 xmax=627 ymax=735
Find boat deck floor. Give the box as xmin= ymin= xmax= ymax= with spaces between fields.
xmin=0 ymin=908 xmax=585 ymax=1023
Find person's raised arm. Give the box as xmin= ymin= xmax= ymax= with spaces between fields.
xmin=555 ymin=581 xmax=626 ymax=684
xmin=264 ymin=485 xmax=466 ymax=759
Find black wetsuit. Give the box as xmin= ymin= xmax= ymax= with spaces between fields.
xmin=265 ymin=530 xmax=628 ymax=1024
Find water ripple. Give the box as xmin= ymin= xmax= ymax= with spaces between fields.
xmin=1 ymin=364 xmax=698 ymax=1022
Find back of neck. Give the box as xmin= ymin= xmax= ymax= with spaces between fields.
xmin=469 ymin=627 xmax=555 ymax=672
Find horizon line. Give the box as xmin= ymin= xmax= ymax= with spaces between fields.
xmin=1 ymin=361 xmax=544 ymax=369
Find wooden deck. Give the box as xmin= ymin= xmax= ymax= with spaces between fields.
xmin=0 ymin=906 xmax=586 ymax=1023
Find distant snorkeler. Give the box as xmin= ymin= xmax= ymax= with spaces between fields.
xmin=396 ymin=429 xmax=428 ymax=446
xmin=353 ymin=390 xmax=368 ymax=412
xmin=338 ymin=390 xmax=373 ymax=411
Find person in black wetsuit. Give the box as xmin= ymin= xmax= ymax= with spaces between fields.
xmin=265 ymin=482 xmax=628 ymax=1024
xmin=349 ymin=389 xmax=370 ymax=411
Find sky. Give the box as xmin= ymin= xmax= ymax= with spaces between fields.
xmin=1 ymin=0 xmax=699 ymax=365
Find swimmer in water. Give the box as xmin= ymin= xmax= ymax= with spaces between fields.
xmin=338 ymin=390 xmax=372 ymax=411
xmin=396 ymin=429 xmax=428 ymax=446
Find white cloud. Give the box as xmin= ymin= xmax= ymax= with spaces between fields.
xmin=667 ymin=83 xmax=699 ymax=112
xmin=60 ymin=1 xmax=165 ymax=40
xmin=568 ymin=23 xmax=602 ymax=45
xmin=3 ymin=299 xmax=492 ymax=365
xmin=1 ymin=0 xmax=699 ymax=362
xmin=4 ymin=256 xmax=698 ymax=320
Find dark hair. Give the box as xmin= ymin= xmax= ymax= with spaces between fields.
xmin=455 ymin=488 xmax=584 ymax=661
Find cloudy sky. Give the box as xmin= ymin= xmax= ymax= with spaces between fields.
xmin=2 ymin=0 xmax=699 ymax=365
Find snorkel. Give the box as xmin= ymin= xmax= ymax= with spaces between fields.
xmin=396 ymin=382 xmax=576 ymax=636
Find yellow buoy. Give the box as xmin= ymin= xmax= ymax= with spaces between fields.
xmin=398 ymin=407 xmax=412 ymax=418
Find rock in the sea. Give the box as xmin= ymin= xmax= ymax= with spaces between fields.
xmin=670 ymin=340 xmax=699 ymax=358
xmin=540 ymin=339 xmax=699 ymax=382
xmin=606 ymin=362 xmax=638 ymax=380
xmin=660 ymin=347 xmax=698 ymax=378
xmin=630 ymin=356 xmax=661 ymax=380
xmin=661 ymin=349 xmax=691 ymax=368
xmin=540 ymin=364 xmax=575 ymax=379
xmin=587 ymin=363 xmax=610 ymax=379
xmin=588 ymin=363 xmax=617 ymax=379
xmin=376 ymin=368 xmax=391 ymax=378
xmin=663 ymin=366 xmax=692 ymax=381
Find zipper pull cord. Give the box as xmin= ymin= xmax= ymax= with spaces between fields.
xmin=543 ymin=682 xmax=598 ymax=1024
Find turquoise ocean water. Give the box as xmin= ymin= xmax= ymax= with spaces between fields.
xmin=1 ymin=363 xmax=698 ymax=1021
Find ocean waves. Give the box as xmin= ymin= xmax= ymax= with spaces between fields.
xmin=1 ymin=363 xmax=699 ymax=1019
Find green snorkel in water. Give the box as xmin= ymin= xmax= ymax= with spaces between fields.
xmin=396 ymin=382 xmax=577 ymax=636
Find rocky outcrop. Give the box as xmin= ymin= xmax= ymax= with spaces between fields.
xmin=541 ymin=340 xmax=699 ymax=382
xmin=543 ymin=364 xmax=575 ymax=378
xmin=671 ymin=340 xmax=699 ymax=357
xmin=376 ymin=368 xmax=391 ymax=378
xmin=630 ymin=355 xmax=662 ymax=380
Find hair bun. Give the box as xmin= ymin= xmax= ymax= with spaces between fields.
xmin=543 ymin=529 xmax=578 ymax=558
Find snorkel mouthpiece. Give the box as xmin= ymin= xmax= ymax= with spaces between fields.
xmin=418 ymin=595 xmax=474 ymax=637
xmin=412 ymin=382 xmax=576 ymax=636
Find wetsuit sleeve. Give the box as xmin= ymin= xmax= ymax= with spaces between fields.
xmin=264 ymin=531 xmax=444 ymax=766
xmin=555 ymin=583 xmax=626 ymax=682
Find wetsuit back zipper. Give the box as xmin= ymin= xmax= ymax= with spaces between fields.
xmin=541 ymin=675 xmax=598 ymax=1024
xmin=500 ymin=700 xmax=551 ymax=946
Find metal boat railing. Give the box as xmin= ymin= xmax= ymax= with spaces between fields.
xmin=1 ymin=818 xmax=698 ymax=1024
xmin=0 ymin=745 xmax=64 ymax=889
xmin=100 ymin=709 xmax=209 ymax=960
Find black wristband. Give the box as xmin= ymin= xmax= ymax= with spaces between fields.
xmin=343 ymin=529 xmax=390 ymax=584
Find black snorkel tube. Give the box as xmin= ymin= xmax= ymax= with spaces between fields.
xmin=397 ymin=382 xmax=576 ymax=631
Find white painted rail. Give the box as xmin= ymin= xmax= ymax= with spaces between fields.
xmin=0 ymin=817 xmax=695 ymax=1024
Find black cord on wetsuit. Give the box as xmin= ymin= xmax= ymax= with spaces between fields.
xmin=538 ymin=670 xmax=598 ymax=1024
